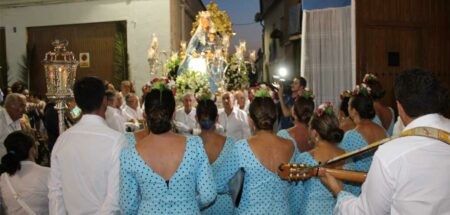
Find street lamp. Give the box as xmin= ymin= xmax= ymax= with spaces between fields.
xmin=43 ymin=39 xmax=78 ymax=134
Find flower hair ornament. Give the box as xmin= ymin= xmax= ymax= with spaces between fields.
xmin=316 ymin=102 xmax=334 ymax=117
xmin=298 ymin=88 xmax=315 ymax=100
xmin=362 ymin=73 xmax=378 ymax=83
xmin=251 ymin=84 xmax=274 ymax=98
xmin=146 ymin=77 xmax=175 ymax=101
xmin=339 ymin=90 xmax=352 ymax=100
xmin=352 ymin=83 xmax=372 ymax=97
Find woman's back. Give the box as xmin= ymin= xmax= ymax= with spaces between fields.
xmin=201 ymin=135 xmax=235 ymax=215
xmin=0 ymin=161 xmax=49 ymax=215
xmin=374 ymin=102 xmax=395 ymax=133
xmin=216 ymin=135 xmax=295 ymax=214
xmin=120 ymin=135 xmax=216 ymax=214
xmin=248 ymin=134 xmax=294 ymax=174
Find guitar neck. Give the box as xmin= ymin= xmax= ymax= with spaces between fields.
xmin=321 ymin=168 xmax=367 ymax=184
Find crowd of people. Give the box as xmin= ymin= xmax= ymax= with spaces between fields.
xmin=0 ymin=68 xmax=448 ymax=214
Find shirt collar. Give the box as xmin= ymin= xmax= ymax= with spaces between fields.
xmin=79 ymin=114 xmax=108 ymax=127
xmin=2 ymin=108 xmax=16 ymax=126
xmin=404 ymin=113 xmax=444 ymax=130
xmin=20 ymin=160 xmax=35 ymax=165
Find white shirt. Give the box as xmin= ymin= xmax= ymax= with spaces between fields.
xmin=48 ymin=115 xmax=126 ymax=215
xmin=0 ymin=161 xmax=49 ymax=215
xmin=121 ymin=105 xmax=143 ymax=121
xmin=105 ymin=106 xmax=126 ymax=133
xmin=0 ymin=108 xmax=22 ymax=158
xmin=218 ymin=108 xmax=251 ymax=140
xmin=234 ymin=99 xmax=250 ymax=114
xmin=174 ymin=108 xmax=197 ymax=135
xmin=334 ymin=114 xmax=450 ymax=215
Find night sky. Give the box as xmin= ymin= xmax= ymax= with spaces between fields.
xmin=201 ymin=0 xmax=262 ymax=53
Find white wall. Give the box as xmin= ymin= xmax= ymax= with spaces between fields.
xmin=0 ymin=0 xmax=171 ymax=93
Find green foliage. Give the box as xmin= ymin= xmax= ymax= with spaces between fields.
xmin=224 ymin=55 xmax=249 ymax=91
xmin=113 ymin=22 xmax=129 ymax=88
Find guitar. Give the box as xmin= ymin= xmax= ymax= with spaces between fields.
xmin=278 ymin=163 xmax=367 ymax=183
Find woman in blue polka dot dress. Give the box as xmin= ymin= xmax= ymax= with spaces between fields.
xmin=339 ymin=85 xmax=387 ymax=195
xmin=276 ymin=90 xmax=315 ymax=214
xmin=295 ymin=102 xmax=356 ymax=215
xmin=216 ymin=94 xmax=296 ymax=214
xmin=119 ymin=88 xmax=216 ymax=214
xmin=196 ymin=99 xmax=235 ymax=215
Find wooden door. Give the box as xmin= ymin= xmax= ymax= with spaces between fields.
xmin=359 ymin=27 xmax=420 ymax=108
xmin=27 ymin=21 xmax=124 ymax=97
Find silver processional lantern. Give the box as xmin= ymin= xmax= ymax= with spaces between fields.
xmin=43 ymin=39 xmax=79 ymax=134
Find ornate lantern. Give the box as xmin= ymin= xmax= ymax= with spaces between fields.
xmin=43 ymin=39 xmax=78 ymax=134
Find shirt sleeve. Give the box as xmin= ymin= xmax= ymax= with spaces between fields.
xmin=48 ymin=140 xmax=67 ymax=215
xmin=194 ymin=137 xmax=217 ymax=209
xmin=240 ymin=112 xmax=251 ymax=139
xmin=119 ymin=147 xmax=140 ymax=214
xmin=334 ymin=155 xmax=393 ymax=215
xmin=100 ymin=135 xmax=126 ymax=215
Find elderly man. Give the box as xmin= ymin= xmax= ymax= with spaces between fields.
xmin=322 ymin=69 xmax=450 ymax=215
xmin=234 ymin=90 xmax=250 ymax=113
xmin=0 ymin=93 xmax=27 ymax=158
xmin=105 ymin=90 xmax=126 ymax=132
xmin=122 ymin=93 xmax=143 ymax=122
xmin=218 ymin=91 xmax=251 ymax=140
xmin=174 ymin=93 xmax=197 ymax=135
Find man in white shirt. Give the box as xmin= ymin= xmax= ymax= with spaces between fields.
xmin=0 ymin=93 xmax=27 ymax=158
xmin=48 ymin=77 xmax=126 ymax=215
xmin=122 ymin=93 xmax=143 ymax=122
xmin=218 ymin=91 xmax=251 ymax=140
xmin=105 ymin=90 xmax=126 ymax=133
xmin=321 ymin=69 xmax=450 ymax=215
xmin=174 ymin=93 xmax=197 ymax=135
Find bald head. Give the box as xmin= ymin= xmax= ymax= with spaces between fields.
xmin=4 ymin=93 xmax=27 ymax=121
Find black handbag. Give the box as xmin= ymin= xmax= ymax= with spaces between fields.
xmin=228 ymin=167 xmax=245 ymax=208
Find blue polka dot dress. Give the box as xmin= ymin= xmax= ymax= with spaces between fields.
xmin=202 ymin=136 xmax=236 ymax=215
xmin=124 ymin=132 xmax=137 ymax=147
xmin=372 ymin=115 xmax=383 ymax=127
xmin=276 ymin=129 xmax=300 ymax=154
xmin=387 ymin=107 xmax=395 ymax=136
xmin=276 ymin=129 xmax=303 ymax=214
xmin=119 ymin=135 xmax=217 ymax=214
xmin=338 ymin=129 xmax=373 ymax=195
xmin=295 ymin=152 xmax=355 ymax=215
xmin=216 ymin=139 xmax=294 ymax=215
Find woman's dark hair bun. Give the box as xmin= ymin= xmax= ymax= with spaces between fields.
xmin=327 ymin=128 xmax=344 ymax=143
xmin=249 ymin=97 xmax=276 ymax=130
xmin=145 ymin=89 xmax=176 ymax=134
xmin=1 ymin=131 xmax=34 ymax=176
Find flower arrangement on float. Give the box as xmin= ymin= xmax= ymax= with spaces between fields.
xmin=175 ymin=70 xmax=211 ymax=101
xmin=224 ymin=55 xmax=249 ymax=91
xmin=165 ymin=53 xmax=180 ymax=80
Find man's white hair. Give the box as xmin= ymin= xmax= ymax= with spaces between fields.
xmin=4 ymin=93 xmax=25 ymax=108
